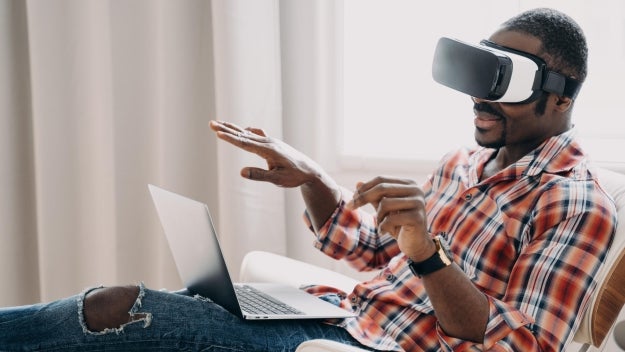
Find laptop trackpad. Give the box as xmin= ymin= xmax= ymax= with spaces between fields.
xmin=242 ymin=283 xmax=355 ymax=320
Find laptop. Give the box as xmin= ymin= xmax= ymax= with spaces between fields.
xmin=148 ymin=184 xmax=355 ymax=320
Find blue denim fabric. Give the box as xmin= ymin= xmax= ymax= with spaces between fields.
xmin=0 ymin=285 xmax=371 ymax=352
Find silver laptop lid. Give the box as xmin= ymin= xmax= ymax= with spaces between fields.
xmin=148 ymin=184 xmax=243 ymax=318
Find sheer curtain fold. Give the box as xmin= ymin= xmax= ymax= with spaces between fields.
xmin=0 ymin=0 xmax=39 ymax=305
xmin=0 ymin=0 xmax=339 ymax=306
xmin=25 ymin=0 xmax=119 ymax=301
xmin=212 ymin=0 xmax=287 ymax=278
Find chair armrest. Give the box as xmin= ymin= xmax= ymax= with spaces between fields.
xmin=239 ymin=251 xmax=359 ymax=293
xmin=295 ymin=339 xmax=371 ymax=352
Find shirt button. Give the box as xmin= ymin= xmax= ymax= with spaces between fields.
xmin=464 ymin=193 xmax=472 ymax=201
xmin=386 ymin=274 xmax=394 ymax=281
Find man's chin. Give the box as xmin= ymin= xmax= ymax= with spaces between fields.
xmin=475 ymin=137 xmax=504 ymax=149
xmin=475 ymin=129 xmax=505 ymax=149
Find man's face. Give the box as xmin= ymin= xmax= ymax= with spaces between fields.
xmin=472 ymin=30 xmax=565 ymax=150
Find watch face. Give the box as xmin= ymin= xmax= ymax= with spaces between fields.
xmin=436 ymin=236 xmax=453 ymax=264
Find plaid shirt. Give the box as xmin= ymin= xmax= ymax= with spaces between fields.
xmin=303 ymin=130 xmax=616 ymax=351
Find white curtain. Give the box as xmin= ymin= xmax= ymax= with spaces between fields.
xmin=0 ymin=0 xmax=341 ymax=306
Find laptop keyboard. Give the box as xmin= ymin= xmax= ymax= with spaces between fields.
xmin=234 ymin=285 xmax=304 ymax=315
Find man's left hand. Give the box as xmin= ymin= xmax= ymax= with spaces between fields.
xmin=346 ymin=176 xmax=436 ymax=262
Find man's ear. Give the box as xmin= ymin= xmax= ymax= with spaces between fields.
xmin=553 ymin=95 xmax=573 ymax=112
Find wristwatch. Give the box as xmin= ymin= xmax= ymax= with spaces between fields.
xmin=407 ymin=235 xmax=453 ymax=278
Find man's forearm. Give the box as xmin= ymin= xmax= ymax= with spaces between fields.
xmin=300 ymin=172 xmax=342 ymax=233
xmin=422 ymin=264 xmax=489 ymax=343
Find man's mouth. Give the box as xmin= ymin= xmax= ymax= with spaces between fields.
xmin=473 ymin=102 xmax=504 ymax=129
xmin=474 ymin=114 xmax=502 ymax=130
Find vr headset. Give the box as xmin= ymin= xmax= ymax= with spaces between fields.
xmin=432 ymin=37 xmax=582 ymax=104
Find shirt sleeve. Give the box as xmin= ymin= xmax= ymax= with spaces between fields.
xmin=435 ymin=297 xmax=536 ymax=351
xmin=438 ymin=180 xmax=616 ymax=351
xmin=302 ymin=187 xmax=401 ymax=272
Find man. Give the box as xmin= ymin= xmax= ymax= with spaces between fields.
xmin=210 ymin=7 xmax=615 ymax=351
xmin=0 ymin=7 xmax=616 ymax=352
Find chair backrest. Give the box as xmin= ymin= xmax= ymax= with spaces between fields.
xmin=573 ymin=167 xmax=625 ymax=347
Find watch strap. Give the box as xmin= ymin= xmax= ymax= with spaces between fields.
xmin=407 ymin=236 xmax=452 ymax=278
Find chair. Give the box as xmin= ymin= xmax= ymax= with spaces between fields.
xmin=239 ymin=167 xmax=625 ymax=351
xmin=572 ymin=167 xmax=625 ymax=351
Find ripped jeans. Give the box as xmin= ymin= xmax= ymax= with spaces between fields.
xmin=0 ymin=283 xmax=369 ymax=352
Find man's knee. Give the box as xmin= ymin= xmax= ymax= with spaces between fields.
xmin=83 ymin=285 xmax=141 ymax=332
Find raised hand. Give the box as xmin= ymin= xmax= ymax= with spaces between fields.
xmin=346 ymin=176 xmax=435 ymax=262
xmin=209 ymin=120 xmax=322 ymax=188
xmin=209 ymin=120 xmax=341 ymax=230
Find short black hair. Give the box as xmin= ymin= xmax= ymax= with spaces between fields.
xmin=501 ymin=8 xmax=588 ymax=82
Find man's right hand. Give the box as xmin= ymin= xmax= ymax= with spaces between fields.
xmin=209 ymin=120 xmax=321 ymax=188
xmin=209 ymin=120 xmax=342 ymax=231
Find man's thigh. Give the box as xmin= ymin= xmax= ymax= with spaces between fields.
xmin=117 ymin=286 xmax=359 ymax=351
xmin=1 ymin=283 xmax=367 ymax=351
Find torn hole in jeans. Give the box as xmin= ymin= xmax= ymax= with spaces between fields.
xmin=76 ymin=282 xmax=153 ymax=335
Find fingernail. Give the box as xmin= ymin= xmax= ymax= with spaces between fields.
xmin=241 ymin=169 xmax=251 ymax=179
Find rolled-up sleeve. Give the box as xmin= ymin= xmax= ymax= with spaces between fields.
xmin=436 ymin=296 xmax=535 ymax=351
xmin=303 ymin=194 xmax=401 ymax=271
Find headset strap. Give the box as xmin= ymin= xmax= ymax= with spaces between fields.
xmin=542 ymin=71 xmax=582 ymax=100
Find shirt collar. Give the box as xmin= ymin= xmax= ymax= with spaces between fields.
xmin=470 ymin=128 xmax=585 ymax=182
